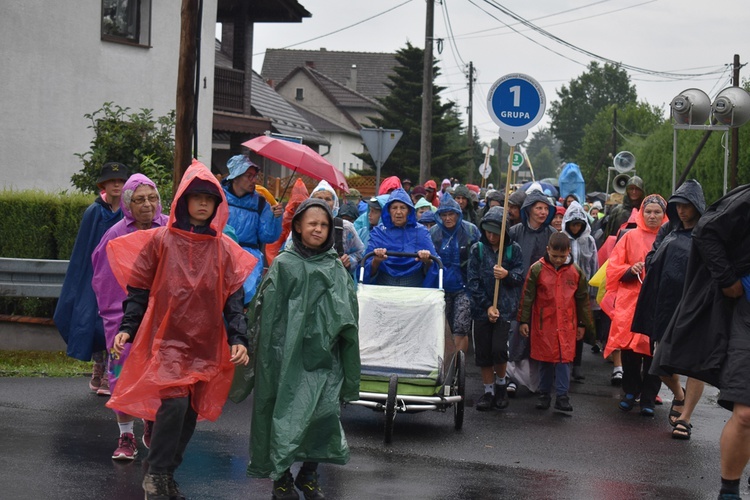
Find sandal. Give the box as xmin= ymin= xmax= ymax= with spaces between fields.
xmin=668 ymin=387 xmax=686 ymax=426
xmin=672 ymin=419 xmax=692 ymax=440
xmin=619 ymin=393 xmax=636 ymax=412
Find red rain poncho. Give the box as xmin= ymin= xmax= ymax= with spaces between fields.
xmin=603 ymin=196 xmax=667 ymax=358
xmin=105 ymin=160 xmax=258 ymax=421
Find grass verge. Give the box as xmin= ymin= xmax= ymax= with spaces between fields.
xmin=0 ymin=350 xmax=91 ymax=377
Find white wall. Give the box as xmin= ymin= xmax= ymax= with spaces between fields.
xmin=0 ymin=1 xmax=216 ymax=192
xmin=324 ymin=132 xmax=365 ymax=176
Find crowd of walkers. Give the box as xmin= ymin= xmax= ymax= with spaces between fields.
xmin=53 ymin=158 xmax=750 ymax=500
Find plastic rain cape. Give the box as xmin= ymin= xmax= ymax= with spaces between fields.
xmin=105 ymin=160 xmax=257 ymax=421
xmin=231 ymin=220 xmax=360 ymax=480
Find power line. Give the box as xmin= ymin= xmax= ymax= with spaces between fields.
xmin=252 ymin=0 xmax=414 ymax=56
xmin=440 ymin=0 xmax=467 ymax=68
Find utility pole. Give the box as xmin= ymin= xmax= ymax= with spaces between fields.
xmin=174 ymin=0 xmax=199 ymax=188
xmin=731 ymin=53 xmax=740 ymax=189
xmin=419 ymin=0 xmax=434 ymax=184
xmin=466 ymin=61 xmax=475 ymax=184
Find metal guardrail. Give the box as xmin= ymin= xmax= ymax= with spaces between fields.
xmin=0 ymin=257 xmax=69 ymax=298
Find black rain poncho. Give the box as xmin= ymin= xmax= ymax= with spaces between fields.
xmin=234 ymin=198 xmax=361 ymax=480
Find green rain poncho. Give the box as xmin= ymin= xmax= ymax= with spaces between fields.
xmin=233 ymin=198 xmax=360 ymax=480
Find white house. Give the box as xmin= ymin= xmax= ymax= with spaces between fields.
xmin=1 ymin=1 xmax=218 ymax=192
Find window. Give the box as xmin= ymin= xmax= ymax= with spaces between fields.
xmin=295 ymin=88 xmax=304 ymax=101
xmin=101 ymin=0 xmax=152 ymax=47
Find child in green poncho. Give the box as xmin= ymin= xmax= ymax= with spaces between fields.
xmin=245 ymin=197 xmax=360 ymax=500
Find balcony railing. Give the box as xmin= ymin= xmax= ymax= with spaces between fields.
xmin=214 ymin=66 xmax=244 ymax=113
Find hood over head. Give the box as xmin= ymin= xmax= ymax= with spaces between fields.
xmin=291 ymin=197 xmax=335 ymax=256
xmin=171 ymin=160 xmax=228 ymax=236
xmin=453 ymin=184 xmax=472 ymax=201
xmin=479 ymin=206 xmax=512 ymax=250
xmin=381 ymin=188 xmax=417 ymax=228
xmin=520 ymin=189 xmax=555 ymax=226
xmin=435 ymin=192 xmax=463 ymax=231
xmin=424 ymin=179 xmax=438 ymax=193
xmin=120 ymin=173 xmax=163 ymax=223
xmin=562 ymin=201 xmax=592 ymax=238
xmin=485 ymin=189 xmax=504 ymax=205
xmin=414 ymin=196 xmax=436 ymax=212
xmin=508 ymin=189 xmax=526 ymax=207
xmin=310 ymin=179 xmax=340 ymax=216
xmin=378 ymin=176 xmax=402 ymax=195
xmin=419 ymin=211 xmax=437 ymax=225
xmin=667 ymin=179 xmax=706 ymax=222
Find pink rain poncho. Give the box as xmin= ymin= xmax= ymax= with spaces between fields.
xmin=105 ymin=160 xmax=257 ymax=421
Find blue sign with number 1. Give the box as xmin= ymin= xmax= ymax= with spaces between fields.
xmin=487 ymin=73 xmax=546 ymax=131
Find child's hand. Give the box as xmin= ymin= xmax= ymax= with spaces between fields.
xmin=577 ymin=327 xmax=585 ymax=341
xmin=487 ymin=306 xmax=500 ymax=323
xmin=230 ymin=344 xmax=249 ymax=366
xmin=519 ymin=323 xmax=530 ymax=337
xmin=113 ymin=332 xmax=130 ymax=356
xmin=493 ymin=265 xmax=507 ymax=280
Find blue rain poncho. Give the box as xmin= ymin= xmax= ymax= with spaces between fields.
xmin=430 ymin=193 xmax=480 ymax=292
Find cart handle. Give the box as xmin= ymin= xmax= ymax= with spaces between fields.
xmin=358 ymin=251 xmax=443 ymax=289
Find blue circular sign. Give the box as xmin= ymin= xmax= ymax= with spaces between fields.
xmin=487 ymin=73 xmax=546 ymax=131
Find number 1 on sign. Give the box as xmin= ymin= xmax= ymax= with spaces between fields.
xmin=510 ymin=85 xmax=520 ymax=107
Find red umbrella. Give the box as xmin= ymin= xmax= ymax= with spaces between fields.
xmin=242 ymin=136 xmax=349 ymax=193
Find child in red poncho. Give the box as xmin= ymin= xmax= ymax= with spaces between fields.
xmin=108 ymin=160 xmax=257 ymax=500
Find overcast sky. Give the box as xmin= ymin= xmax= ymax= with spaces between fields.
xmin=249 ymin=0 xmax=749 ymax=145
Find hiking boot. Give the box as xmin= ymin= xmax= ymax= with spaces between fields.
xmin=535 ymin=393 xmax=551 ymax=410
xmin=493 ymin=383 xmax=509 ymax=410
xmin=475 ymin=391 xmax=494 ymax=411
xmin=142 ymin=472 xmax=171 ymax=500
xmin=112 ymin=432 xmax=138 ymax=461
xmin=97 ymin=375 xmax=111 ymax=396
xmin=168 ymin=476 xmax=186 ymax=500
xmin=142 ymin=419 xmax=153 ymax=449
xmin=89 ymin=363 xmax=104 ymax=392
xmin=295 ymin=470 xmax=325 ymax=500
xmin=272 ymin=470 xmax=299 ymax=500
xmin=554 ymin=395 xmax=573 ymax=412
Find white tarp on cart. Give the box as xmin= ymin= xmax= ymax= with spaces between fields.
xmin=357 ymin=284 xmax=445 ymax=379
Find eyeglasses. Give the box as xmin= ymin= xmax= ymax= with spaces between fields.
xmin=131 ymin=195 xmax=159 ymax=205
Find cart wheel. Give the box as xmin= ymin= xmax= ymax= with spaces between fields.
xmin=384 ymin=374 xmax=398 ymax=444
xmin=453 ymin=351 xmax=465 ymax=430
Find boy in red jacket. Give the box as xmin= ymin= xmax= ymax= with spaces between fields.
xmin=518 ymin=232 xmax=594 ymax=412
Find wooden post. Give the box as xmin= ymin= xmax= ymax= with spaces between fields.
xmin=174 ymin=0 xmax=199 ymax=189
xmin=492 ymin=145 xmax=516 ymax=309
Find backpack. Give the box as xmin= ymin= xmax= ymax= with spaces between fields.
xmin=334 ymin=216 xmax=345 ymax=256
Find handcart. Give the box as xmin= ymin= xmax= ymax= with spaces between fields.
xmin=349 ymin=252 xmax=465 ymax=444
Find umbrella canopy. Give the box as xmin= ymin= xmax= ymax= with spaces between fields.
xmin=242 ymin=136 xmax=349 ymax=192
xmin=521 ymin=180 xmax=558 ymax=198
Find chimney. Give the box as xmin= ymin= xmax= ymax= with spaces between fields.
xmin=349 ymin=64 xmax=358 ymax=90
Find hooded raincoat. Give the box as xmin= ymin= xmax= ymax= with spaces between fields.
xmin=91 ymin=174 xmax=168 ymax=396
xmin=452 ymin=184 xmax=479 ymax=226
xmin=240 ymin=198 xmax=360 ymax=480
xmin=223 ymin=175 xmax=282 ymax=303
xmin=54 ymin=191 xmax=123 ymax=360
xmin=605 ymin=176 xmax=645 ymax=238
xmin=264 ymin=178 xmax=309 ymax=266
xmin=562 ymin=201 xmax=598 ymax=283
xmin=603 ymin=195 xmax=667 ymax=358
xmin=430 ymin=193 xmax=481 ymax=293
xmin=631 ymin=180 xmax=705 ymax=342
xmin=466 ymin=207 xmax=524 ymax=322
xmin=508 ymin=190 xmax=556 ymax=273
xmin=518 ymin=254 xmax=594 ymax=363
xmin=105 ymin=161 xmax=257 ymax=422
xmin=378 ymin=176 xmax=402 ymax=195
xmin=353 ymin=194 xmax=388 ymax=249
xmin=363 ymin=188 xmax=440 ymax=288
xmin=654 ymin=183 xmax=750 ymax=390
xmin=424 ymin=179 xmax=441 ymax=208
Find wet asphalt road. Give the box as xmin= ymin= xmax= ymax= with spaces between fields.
xmin=0 ymin=348 xmax=736 ymax=500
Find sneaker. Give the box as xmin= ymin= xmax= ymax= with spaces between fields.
xmin=168 ymin=476 xmax=185 ymax=500
xmin=535 ymin=393 xmax=551 ymax=410
xmin=89 ymin=363 xmax=104 ymax=392
xmin=295 ymin=470 xmax=325 ymax=500
xmin=97 ymin=376 xmax=111 ymax=397
xmin=493 ymin=383 xmax=509 ymax=410
xmin=591 ymin=342 xmax=602 ymax=354
xmin=142 ymin=472 xmax=171 ymax=500
xmin=272 ymin=470 xmax=299 ymax=500
xmin=655 ymin=395 xmax=663 ymax=405
xmin=506 ymin=382 xmax=517 ymax=398
xmin=112 ymin=432 xmax=138 ymax=460
xmin=611 ymin=368 xmax=623 ymax=386
xmin=142 ymin=419 xmax=153 ymax=449
xmin=554 ymin=395 xmax=573 ymax=412
xmin=475 ymin=391 xmax=494 ymax=411
xmin=717 ymin=493 xmax=742 ymax=499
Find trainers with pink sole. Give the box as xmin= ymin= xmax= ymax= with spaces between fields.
xmin=112 ymin=432 xmax=138 ymax=460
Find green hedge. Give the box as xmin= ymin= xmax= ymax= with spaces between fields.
xmin=0 ymin=190 xmax=94 ymax=317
